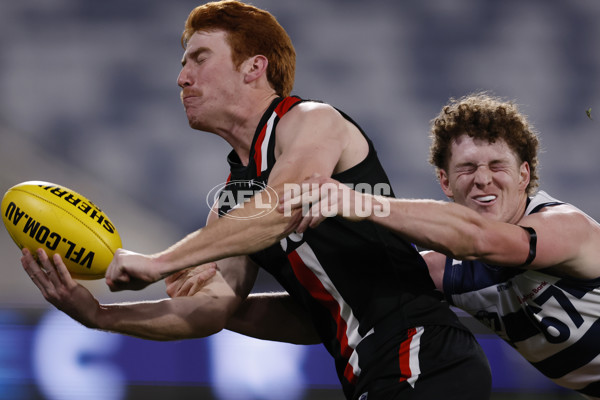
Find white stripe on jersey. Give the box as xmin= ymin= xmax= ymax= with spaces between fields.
xmin=261 ymin=113 xmax=277 ymax=173
xmin=290 ymin=240 xmax=373 ymax=379
xmin=407 ymin=327 xmax=423 ymax=388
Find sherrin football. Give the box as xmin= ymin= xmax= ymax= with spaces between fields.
xmin=1 ymin=181 xmax=122 ymax=279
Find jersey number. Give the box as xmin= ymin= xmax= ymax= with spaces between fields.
xmin=526 ymin=286 xmax=584 ymax=344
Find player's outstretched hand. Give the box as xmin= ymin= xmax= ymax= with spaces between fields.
xmin=21 ymin=248 xmax=100 ymax=328
xmin=105 ymin=249 xmax=163 ymax=292
xmin=165 ymin=263 xmax=218 ymax=298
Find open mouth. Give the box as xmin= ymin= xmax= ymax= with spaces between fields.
xmin=474 ymin=195 xmax=497 ymax=204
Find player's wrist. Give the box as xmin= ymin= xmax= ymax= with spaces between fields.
xmin=83 ymin=301 xmax=105 ymax=330
xmin=152 ymin=252 xmax=182 ymax=280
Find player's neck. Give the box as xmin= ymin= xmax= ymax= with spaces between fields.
xmin=219 ymin=92 xmax=279 ymax=165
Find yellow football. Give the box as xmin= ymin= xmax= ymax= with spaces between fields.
xmin=1 ymin=181 xmax=122 ymax=279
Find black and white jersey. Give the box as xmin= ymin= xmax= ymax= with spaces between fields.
xmin=444 ymin=191 xmax=600 ymax=397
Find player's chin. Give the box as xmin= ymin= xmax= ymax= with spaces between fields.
xmin=187 ymin=117 xmax=210 ymax=132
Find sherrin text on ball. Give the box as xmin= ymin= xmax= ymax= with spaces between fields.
xmin=1 ymin=181 xmax=122 ymax=279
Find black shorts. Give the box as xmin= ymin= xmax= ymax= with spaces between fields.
xmin=354 ymin=325 xmax=491 ymax=400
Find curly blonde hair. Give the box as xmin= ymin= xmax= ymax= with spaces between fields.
xmin=429 ymin=92 xmax=540 ymax=194
xmin=182 ymin=1 xmax=295 ymax=98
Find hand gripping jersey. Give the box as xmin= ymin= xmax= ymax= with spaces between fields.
xmin=444 ymin=191 xmax=600 ymax=397
xmin=218 ymin=96 xmax=468 ymax=399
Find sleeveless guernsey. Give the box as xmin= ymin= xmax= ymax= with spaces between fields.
xmin=444 ymin=191 xmax=600 ymax=397
xmin=218 ymin=96 xmax=467 ymax=398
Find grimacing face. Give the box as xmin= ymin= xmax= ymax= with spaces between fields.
xmin=177 ymin=30 xmax=244 ymax=132
xmin=439 ymin=135 xmax=530 ymax=224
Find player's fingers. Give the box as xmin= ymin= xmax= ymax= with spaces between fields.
xmin=36 ymin=249 xmax=61 ymax=287
xmin=295 ymin=205 xmax=317 ymax=233
xmin=282 ymin=209 xmax=303 ymax=236
xmin=36 ymin=249 xmax=66 ymax=299
xmin=52 ymin=253 xmax=75 ymax=287
xmin=21 ymin=249 xmax=50 ymax=296
xmin=165 ymin=269 xmax=190 ymax=297
xmin=170 ymin=277 xmax=189 ymax=297
xmin=165 ymin=270 xmax=184 ymax=289
xmin=22 ymin=248 xmax=47 ymax=283
xmin=309 ymin=200 xmax=330 ymax=227
xmin=165 ymin=269 xmax=185 ymax=285
xmin=106 ymin=273 xmax=130 ymax=292
xmin=173 ymin=264 xmax=217 ymax=296
xmin=105 ymin=266 xmax=116 ymax=288
xmin=297 ymin=173 xmax=325 ymax=190
xmin=192 ymin=263 xmax=217 ymax=283
xmin=279 ymin=190 xmax=303 ymax=213
xmin=166 ymin=281 xmax=183 ymax=298
xmin=189 ymin=279 xmax=211 ymax=295
xmin=279 ymin=181 xmax=322 ymax=213
xmin=189 ymin=267 xmax=218 ymax=295
xmin=189 ymin=280 xmax=204 ymax=295
xmin=301 ymin=183 xmax=324 ymax=205
xmin=176 ymin=278 xmax=194 ymax=297
xmin=105 ymin=251 xmax=127 ymax=290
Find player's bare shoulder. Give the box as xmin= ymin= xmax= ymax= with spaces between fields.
xmin=277 ymin=101 xmax=346 ymax=137
xmin=531 ymin=202 xmax=598 ymax=228
xmin=276 ymin=101 xmax=368 ymax=173
xmin=523 ymin=202 xmax=600 ymax=278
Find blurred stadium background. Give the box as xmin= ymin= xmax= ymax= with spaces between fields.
xmin=1 ymin=1 xmax=599 ymax=399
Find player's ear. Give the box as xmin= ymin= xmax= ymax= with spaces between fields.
xmin=243 ymin=55 xmax=268 ymax=84
xmin=439 ymin=169 xmax=454 ymax=199
xmin=518 ymin=161 xmax=530 ymax=191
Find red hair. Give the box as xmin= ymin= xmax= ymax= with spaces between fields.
xmin=182 ymin=1 xmax=295 ymax=97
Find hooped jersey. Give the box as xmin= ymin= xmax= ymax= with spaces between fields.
xmin=218 ymin=96 xmax=466 ymax=399
xmin=444 ymin=191 xmax=600 ymax=397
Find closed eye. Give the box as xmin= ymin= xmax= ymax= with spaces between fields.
xmin=489 ymin=161 xmax=511 ymax=172
xmin=454 ymin=164 xmax=477 ymax=174
xmin=181 ymin=47 xmax=210 ymax=67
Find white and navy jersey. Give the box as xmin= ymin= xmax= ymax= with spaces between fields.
xmin=219 ymin=96 xmax=467 ymax=399
xmin=444 ymin=191 xmax=600 ymax=397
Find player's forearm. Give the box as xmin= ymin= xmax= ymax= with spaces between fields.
xmin=92 ymin=294 xmax=237 ymax=341
xmin=368 ymin=198 xmax=528 ymax=264
xmin=368 ymin=198 xmax=475 ymax=254
xmin=226 ymin=292 xmax=321 ymax=345
xmin=154 ymin=190 xmax=293 ymax=278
